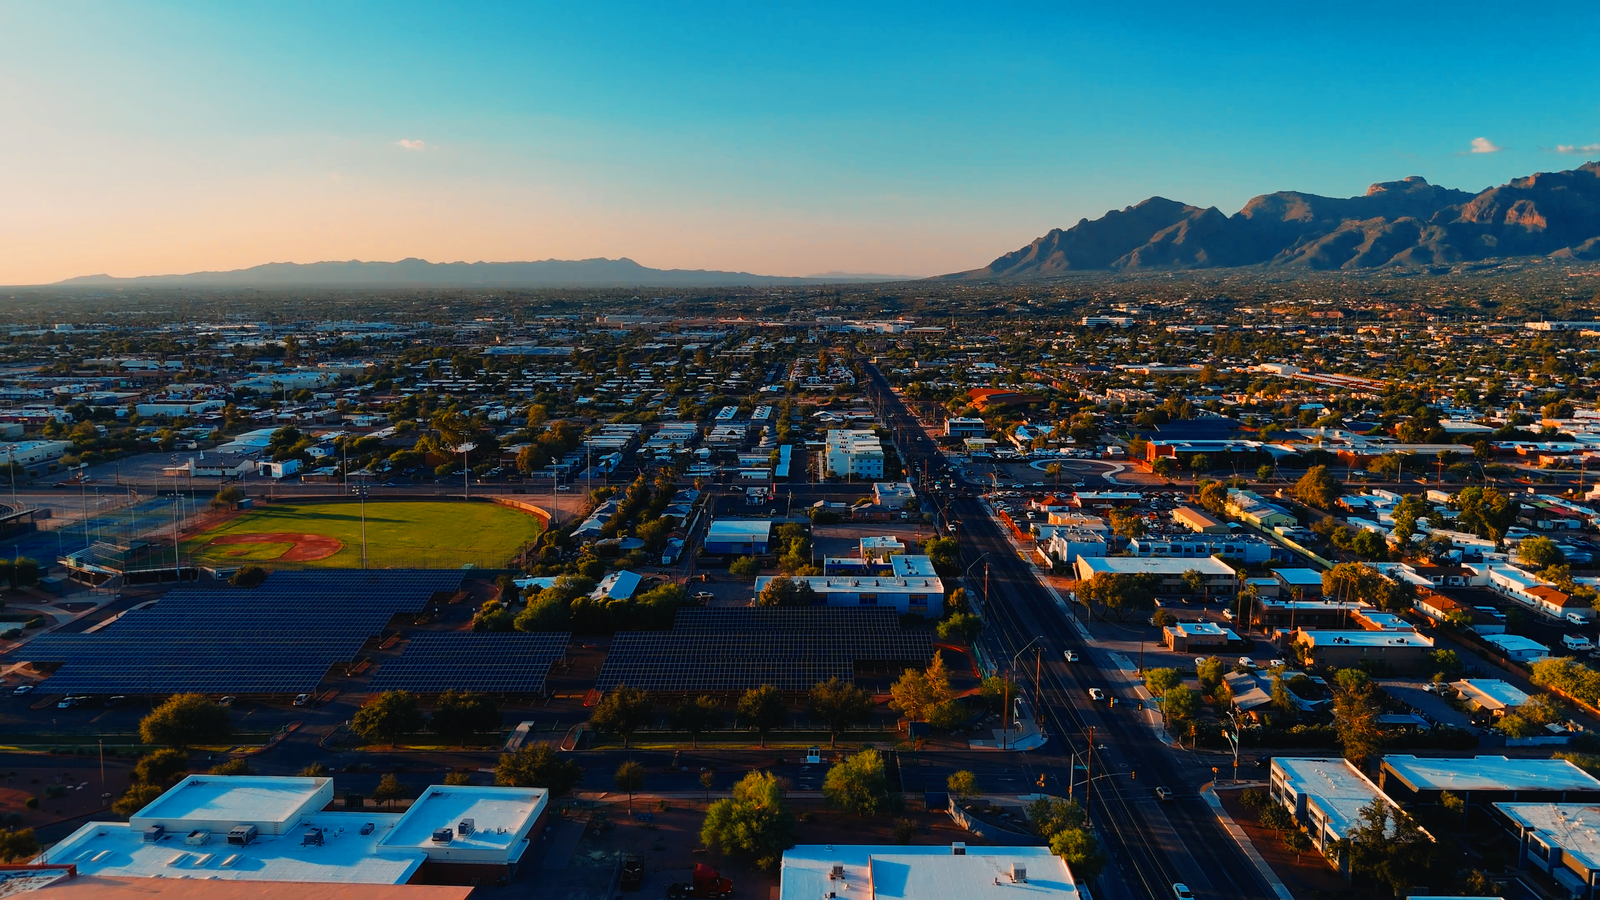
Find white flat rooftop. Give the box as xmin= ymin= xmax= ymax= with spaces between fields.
xmin=380 ymin=786 xmax=546 ymax=864
xmin=49 ymin=813 xmax=421 ymax=884
xmin=1495 ymin=804 xmax=1600 ymax=870
xmin=1298 ymin=630 xmax=1433 ymax=648
xmin=1272 ymin=758 xmax=1391 ymax=840
xmin=1078 ymin=556 xmax=1234 ymax=576
xmin=1384 ymin=755 xmax=1600 ymax=793
xmin=1451 ymin=679 xmax=1531 ymax=711
xmin=706 ymin=520 xmax=773 ymax=538
xmin=133 ymin=776 xmax=330 ymax=832
xmin=780 ymin=844 xmax=1076 ymax=900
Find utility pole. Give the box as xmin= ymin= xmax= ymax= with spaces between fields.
xmin=1085 ymin=726 xmax=1096 ymax=819
xmin=1033 ymin=647 xmax=1042 ymax=736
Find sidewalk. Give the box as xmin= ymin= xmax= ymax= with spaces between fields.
xmin=1200 ymin=781 xmax=1294 ymax=900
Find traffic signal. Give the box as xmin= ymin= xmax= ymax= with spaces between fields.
xmin=1037 ymin=774 xmax=1046 ymax=788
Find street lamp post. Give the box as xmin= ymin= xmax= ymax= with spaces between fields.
xmin=1003 ymin=635 xmax=1043 ymax=750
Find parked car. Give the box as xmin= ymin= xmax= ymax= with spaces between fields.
xmin=104 ymin=695 xmax=125 ymax=707
xmin=218 ymin=696 xmax=236 ymax=707
xmin=1238 ymin=657 xmax=1256 ymax=668
xmin=12 ymin=685 xmax=34 ymax=696
xmin=293 ymin=693 xmax=312 ymax=707
xmin=1569 ymin=613 xmax=1589 ymax=626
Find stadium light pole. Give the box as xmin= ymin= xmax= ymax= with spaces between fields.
xmin=351 ymin=483 xmax=369 ymax=569
xmin=457 ymin=442 xmax=476 ymax=502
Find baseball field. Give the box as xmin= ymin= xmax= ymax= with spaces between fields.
xmin=182 ymin=500 xmax=543 ymax=569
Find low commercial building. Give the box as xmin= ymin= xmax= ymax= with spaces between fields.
xmin=1163 ymin=621 xmax=1238 ymax=652
xmin=1293 ymin=630 xmax=1435 ymax=674
xmin=1451 ymin=679 xmax=1532 ymax=718
xmin=1485 ymin=563 xmax=1595 ymax=622
xmin=780 ymin=843 xmax=1081 ymax=900
xmin=1227 ymin=489 xmax=1297 ymax=530
xmin=1125 ymin=533 xmax=1273 ymax=565
xmin=1272 ymin=567 xmax=1325 ymax=598
xmin=704 ymin=519 xmax=773 ymax=555
xmin=1379 ymin=756 xmax=1600 ymax=810
xmin=1043 ymin=529 xmax=1109 ymax=567
xmin=1074 ymin=555 xmax=1238 ymax=594
xmin=1482 ymin=633 xmax=1551 ymax=663
xmin=0 ymin=440 xmax=71 ymax=468
xmin=1172 ymin=505 xmax=1230 ymax=534
xmin=753 ymin=574 xmax=945 ymax=616
xmin=1254 ymin=599 xmax=1368 ymax=629
xmin=1270 ymin=757 xmax=1407 ymax=875
xmin=45 ymin=776 xmax=548 ymax=887
xmin=1493 ymin=802 xmax=1600 ymax=897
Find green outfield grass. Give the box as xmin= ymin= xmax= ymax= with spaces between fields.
xmin=183 ymin=500 xmax=542 ymax=569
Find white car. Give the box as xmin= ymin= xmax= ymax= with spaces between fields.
xmin=12 ymin=684 xmax=34 ymax=696
xmin=1266 ymin=659 xmax=1287 ymax=669
xmin=293 ymin=693 xmax=312 ymax=707
xmin=1172 ymin=885 xmax=1194 ymax=900
xmin=1087 ymin=688 xmax=1106 ymax=702
xmin=1237 ymin=657 xmax=1256 ymax=668
xmin=1221 ymin=609 xmax=1234 ymax=620
xmin=1569 ymin=613 xmax=1588 ymax=626
xmin=1063 ymin=651 xmax=1080 ymax=663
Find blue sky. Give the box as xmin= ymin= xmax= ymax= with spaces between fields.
xmin=2 ymin=1 xmax=1597 ymax=283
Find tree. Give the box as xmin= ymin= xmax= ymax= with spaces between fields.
xmin=113 ymin=783 xmax=166 ymax=816
xmin=209 ymin=758 xmax=254 ymax=776
xmin=737 ymin=684 xmax=786 ymax=748
xmin=1028 ymin=797 xmax=1105 ymax=882
xmin=1517 ymin=535 xmax=1565 ymax=569
xmin=592 ymin=684 xmax=653 ymax=749
xmin=495 ymin=743 xmax=583 ymax=795
xmin=889 ymin=652 xmax=952 ymax=723
xmin=227 ymin=564 xmax=268 ymax=587
xmin=0 ymin=828 xmax=39 ymax=863
xmin=1292 ymin=465 xmax=1342 ymax=509
xmin=430 ymin=690 xmax=500 ymax=745
xmin=1151 ymin=457 xmax=1178 ymax=480
xmin=1454 ymin=486 xmax=1516 ymax=541
xmin=130 ymin=748 xmax=190 ymax=787
xmin=471 ymin=599 xmax=515 ymax=631
xmin=947 ymin=770 xmax=978 ymax=804
xmin=1109 ymin=508 xmax=1147 ymax=540
xmin=1198 ymin=479 xmax=1230 ymax=514
xmin=808 ymin=678 xmax=873 ymax=748
xmin=1257 ymin=463 xmax=1275 ymax=482
xmin=373 ymin=773 xmax=408 ymax=808
xmin=1428 ymin=649 xmax=1464 ymax=681
xmin=1143 ymin=668 xmax=1183 ymax=698
xmin=1332 ymin=669 xmax=1383 ymax=765
xmin=1337 ymin=799 xmax=1438 ymax=896
xmin=1164 ymin=684 xmax=1200 ymax=737
xmin=701 ymin=770 xmax=797 ymax=870
xmin=347 ymin=689 xmax=423 ymax=746
xmin=823 ymin=748 xmax=897 ymax=816
xmin=670 ymin=695 xmax=722 ymax=749
xmin=1079 ymin=572 xmax=1159 ymax=622
xmin=1187 ymin=453 xmax=1211 ymax=476
xmin=514 ymin=591 xmax=570 ymax=631
xmin=936 ymin=611 xmax=983 ymax=643
xmin=729 ymin=556 xmax=760 ymax=577
xmin=614 ymin=760 xmax=645 ymax=814
xmin=924 ymin=536 xmax=960 ymax=575
xmin=139 ymin=694 xmax=232 ymax=749
xmin=758 ymin=576 xmax=817 ymax=607
xmin=1180 ymin=568 xmax=1204 ymax=596
xmin=210 ymin=486 xmax=246 ymax=510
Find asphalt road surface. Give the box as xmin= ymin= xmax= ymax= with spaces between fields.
xmin=862 ymin=362 xmax=1274 ymax=900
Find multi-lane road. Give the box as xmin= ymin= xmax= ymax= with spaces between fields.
xmin=861 ymin=362 xmax=1276 ymax=900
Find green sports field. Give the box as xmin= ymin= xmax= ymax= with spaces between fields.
xmin=182 ymin=500 xmax=543 ymax=569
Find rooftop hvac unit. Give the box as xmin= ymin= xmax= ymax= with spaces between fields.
xmin=951 ymin=842 xmax=966 ymax=855
xmin=302 ymin=828 xmax=324 ymax=847
xmin=457 ymin=818 xmax=475 ymax=836
xmin=184 ymin=830 xmax=210 ymax=846
xmin=359 ymin=822 xmax=375 ymax=836
xmin=226 ymin=825 xmax=257 ymax=846
xmin=142 ymin=825 xmax=165 ymax=843
xmin=830 ymin=864 xmax=845 ymax=880
xmin=1011 ymin=864 xmax=1027 ymax=883
xmin=431 ymin=828 xmax=454 ymax=844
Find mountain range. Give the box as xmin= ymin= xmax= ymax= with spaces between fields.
xmin=57 ymin=258 xmax=909 ymax=289
xmin=957 ymin=160 xmax=1600 ymax=277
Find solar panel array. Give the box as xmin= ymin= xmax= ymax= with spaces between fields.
xmin=597 ymin=606 xmax=932 ymax=691
xmin=11 ymin=569 xmax=463 ymax=695
xmin=368 ymin=632 xmax=570 ymax=694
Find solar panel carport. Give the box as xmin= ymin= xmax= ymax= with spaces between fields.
xmin=6 ymin=569 xmax=463 ymax=695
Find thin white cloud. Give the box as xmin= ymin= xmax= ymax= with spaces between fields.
xmin=1468 ymin=137 xmax=1502 ymax=154
xmin=1551 ymin=143 xmax=1600 ymax=155
xmin=396 ymin=139 xmax=427 ymax=150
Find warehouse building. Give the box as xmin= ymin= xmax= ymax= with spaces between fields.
xmin=780 ymin=843 xmax=1081 ymax=900
xmin=1293 ymin=629 xmax=1435 ymax=674
xmin=1379 ymin=756 xmax=1600 ymax=810
xmin=1073 ymin=555 xmax=1238 ymax=594
xmin=1269 ymin=758 xmax=1410 ymax=875
xmin=753 ymin=574 xmax=945 ymax=616
xmin=704 ymin=519 xmax=773 ymax=555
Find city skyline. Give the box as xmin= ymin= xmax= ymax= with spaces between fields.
xmin=3 ymin=1 xmax=1599 ymax=285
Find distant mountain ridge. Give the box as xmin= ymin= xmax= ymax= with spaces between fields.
xmin=956 ymin=160 xmax=1600 ymax=276
xmin=57 ymin=257 xmax=909 ymax=288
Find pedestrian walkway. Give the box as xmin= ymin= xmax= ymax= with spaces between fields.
xmin=1201 ymin=782 xmax=1294 ymax=900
